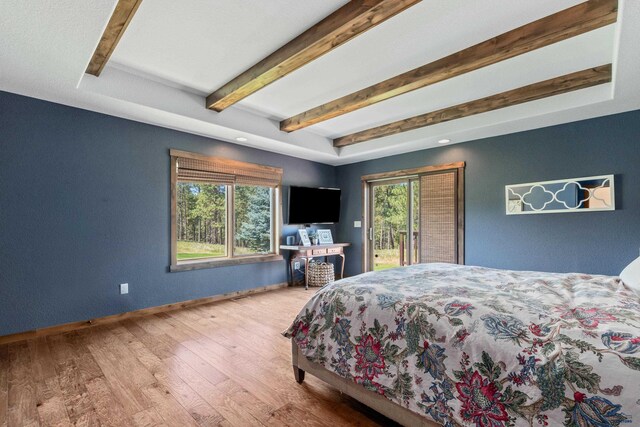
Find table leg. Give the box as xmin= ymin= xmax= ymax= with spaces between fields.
xmin=304 ymin=257 xmax=309 ymax=290
xmin=339 ymin=253 xmax=346 ymax=279
xmin=289 ymin=256 xmax=295 ymax=286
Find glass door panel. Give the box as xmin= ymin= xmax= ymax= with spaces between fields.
xmin=372 ymin=181 xmax=408 ymax=271
xmin=410 ymin=178 xmax=420 ymax=265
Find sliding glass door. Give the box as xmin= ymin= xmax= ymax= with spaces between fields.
xmin=362 ymin=163 xmax=465 ymax=273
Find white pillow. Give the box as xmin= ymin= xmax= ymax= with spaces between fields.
xmin=620 ymin=256 xmax=640 ymax=292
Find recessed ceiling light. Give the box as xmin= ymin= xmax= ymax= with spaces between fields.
xmin=235 ymin=137 xmax=248 ymax=142
xmin=438 ymin=138 xmax=451 ymax=144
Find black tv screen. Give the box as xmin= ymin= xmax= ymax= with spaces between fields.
xmin=288 ymin=186 xmax=341 ymax=224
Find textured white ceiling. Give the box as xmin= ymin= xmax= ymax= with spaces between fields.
xmin=1 ymin=0 xmax=639 ymax=166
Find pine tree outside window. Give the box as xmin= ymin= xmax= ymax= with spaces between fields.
xmin=234 ymin=185 xmax=273 ymax=255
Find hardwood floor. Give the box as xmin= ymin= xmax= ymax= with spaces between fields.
xmin=0 ymin=287 xmax=399 ymax=427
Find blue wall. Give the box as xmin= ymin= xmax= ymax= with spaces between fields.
xmin=0 ymin=91 xmax=335 ymax=336
xmin=336 ymin=111 xmax=640 ymax=277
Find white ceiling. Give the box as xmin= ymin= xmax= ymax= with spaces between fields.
xmin=1 ymin=1 xmax=639 ymax=166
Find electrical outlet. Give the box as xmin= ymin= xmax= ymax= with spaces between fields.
xmin=120 ymin=283 xmax=129 ymax=295
xmin=294 ymin=261 xmax=301 ymax=270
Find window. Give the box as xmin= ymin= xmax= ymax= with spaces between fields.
xmin=170 ymin=150 xmax=283 ymax=271
xmin=234 ymin=185 xmax=273 ymax=255
xmin=176 ymin=183 xmax=227 ymax=260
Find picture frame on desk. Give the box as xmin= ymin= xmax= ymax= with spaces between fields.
xmin=298 ymin=229 xmax=311 ymax=246
xmin=317 ymin=229 xmax=333 ymax=244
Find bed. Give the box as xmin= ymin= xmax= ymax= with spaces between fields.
xmin=283 ymin=263 xmax=640 ymax=426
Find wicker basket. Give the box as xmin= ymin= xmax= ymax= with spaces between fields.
xmin=307 ymin=262 xmax=335 ymax=287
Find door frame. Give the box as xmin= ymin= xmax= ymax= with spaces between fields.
xmin=361 ymin=162 xmax=465 ymax=273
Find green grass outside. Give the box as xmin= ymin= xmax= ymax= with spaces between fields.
xmin=373 ymin=248 xmax=419 ymax=271
xmin=177 ymin=240 xmax=263 ymax=260
xmin=177 ymin=241 xmax=225 ymax=260
xmin=374 ymin=248 xmax=401 ymax=271
xmin=374 ymin=263 xmax=397 ymax=271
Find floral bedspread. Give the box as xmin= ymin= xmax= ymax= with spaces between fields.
xmin=283 ymin=263 xmax=640 ymax=427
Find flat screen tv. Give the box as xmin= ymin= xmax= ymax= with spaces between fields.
xmin=288 ymin=186 xmax=341 ymax=224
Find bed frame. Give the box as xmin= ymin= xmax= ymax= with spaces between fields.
xmin=291 ymin=341 xmax=439 ymax=427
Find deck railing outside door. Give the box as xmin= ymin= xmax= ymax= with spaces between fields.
xmin=398 ymin=231 xmax=419 ymax=266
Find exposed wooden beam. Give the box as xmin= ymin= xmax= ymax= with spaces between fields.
xmin=206 ymin=0 xmax=422 ymax=112
xmin=86 ymin=0 xmax=144 ymax=76
xmin=333 ymin=64 xmax=612 ymax=147
xmin=282 ymin=0 xmax=617 ymax=132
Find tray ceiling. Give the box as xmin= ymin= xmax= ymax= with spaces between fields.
xmin=1 ymin=0 xmax=639 ymax=165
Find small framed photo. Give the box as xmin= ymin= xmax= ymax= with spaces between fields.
xmin=317 ymin=229 xmax=333 ymax=244
xmin=298 ymin=229 xmax=311 ymax=246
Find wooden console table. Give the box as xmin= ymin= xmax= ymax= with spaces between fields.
xmin=280 ymin=243 xmax=350 ymax=290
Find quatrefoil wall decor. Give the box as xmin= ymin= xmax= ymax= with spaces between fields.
xmin=505 ymin=175 xmax=615 ymax=215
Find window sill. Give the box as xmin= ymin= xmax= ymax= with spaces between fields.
xmin=170 ymin=254 xmax=284 ymax=272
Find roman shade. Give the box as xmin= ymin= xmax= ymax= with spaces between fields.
xmin=419 ymin=170 xmax=460 ymax=264
xmin=171 ymin=149 xmax=283 ymax=187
